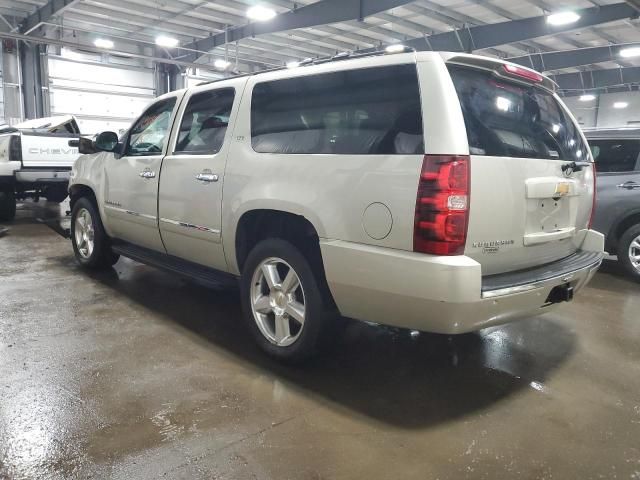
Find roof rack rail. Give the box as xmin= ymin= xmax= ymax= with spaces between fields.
xmin=196 ymin=46 xmax=416 ymax=87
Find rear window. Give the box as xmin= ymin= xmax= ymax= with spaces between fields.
xmin=589 ymin=139 xmax=640 ymax=173
xmin=448 ymin=65 xmax=587 ymax=162
xmin=251 ymin=64 xmax=423 ymax=155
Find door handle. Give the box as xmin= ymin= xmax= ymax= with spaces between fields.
xmin=139 ymin=170 xmax=156 ymax=179
xmin=195 ymin=172 xmax=219 ymax=183
xmin=616 ymin=181 xmax=640 ymax=190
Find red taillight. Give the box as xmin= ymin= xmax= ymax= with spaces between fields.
xmin=503 ymin=64 xmax=543 ymax=83
xmin=414 ymin=155 xmax=470 ymax=255
xmin=589 ymin=163 xmax=597 ymax=229
xmin=9 ymin=135 xmax=22 ymax=163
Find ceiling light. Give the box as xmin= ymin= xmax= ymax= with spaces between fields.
xmin=247 ymin=5 xmax=276 ymax=22
xmin=94 ymin=38 xmax=114 ymax=49
xmin=156 ymin=35 xmax=179 ymax=48
xmin=620 ymin=47 xmax=640 ymax=58
xmin=286 ymin=61 xmax=300 ymax=68
xmin=496 ymin=96 xmax=511 ymax=111
xmin=214 ymin=59 xmax=230 ymax=70
xmin=385 ymin=44 xmax=406 ymax=53
xmin=579 ymin=94 xmax=596 ymax=102
xmin=613 ymin=101 xmax=629 ymax=109
xmin=546 ymin=11 xmax=580 ymax=26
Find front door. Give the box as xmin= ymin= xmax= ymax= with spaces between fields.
xmin=158 ymin=83 xmax=241 ymax=271
xmin=104 ymin=95 xmax=181 ymax=252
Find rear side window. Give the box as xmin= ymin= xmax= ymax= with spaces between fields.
xmin=175 ymin=88 xmax=235 ymax=154
xmin=251 ymin=64 xmax=423 ymax=155
xmin=589 ymin=139 xmax=640 ymax=173
xmin=448 ymin=66 xmax=587 ymax=162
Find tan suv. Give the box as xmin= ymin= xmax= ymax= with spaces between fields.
xmin=68 ymin=50 xmax=605 ymax=361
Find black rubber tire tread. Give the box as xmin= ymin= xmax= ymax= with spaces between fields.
xmin=0 ymin=189 xmax=16 ymax=222
xmin=70 ymin=197 xmax=119 ymax=269
xmin=240 ymin=238 xmax=337 ymax=363
xmin=618 ymin=223 xmax=640 ymax=281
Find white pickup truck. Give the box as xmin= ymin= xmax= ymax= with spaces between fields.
xmin=0 ymin=115 xmax=81 ymax=220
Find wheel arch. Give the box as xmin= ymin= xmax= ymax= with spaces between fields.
xmin=609 ymin=209 xmax=640 ymax=254
xmin=233 ymin=208 xmax=324 ymax=274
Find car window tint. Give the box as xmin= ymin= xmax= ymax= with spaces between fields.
xmin=448 ymin=66 xmax=587 ymax=162
xmin=251 ymin=64 xmax=423 ymax=155
xmin=175 ymin=88 xmax=235 ymax=154
xmin=589 ymin=139 xmax=640 ymax=173
xmin=126 ymin=98 xmax=176 ymax=156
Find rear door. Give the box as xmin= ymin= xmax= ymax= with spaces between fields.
xmin=447 ymin=64 xmax=594 ymax=275
xmin=158 ymin=81 xmax=243 ymax=271
xmin=588 ymin=137 xmax=640 ymax=238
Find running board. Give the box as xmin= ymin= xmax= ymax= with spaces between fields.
xmin=112 ymin=241 xmax=238 ymax=289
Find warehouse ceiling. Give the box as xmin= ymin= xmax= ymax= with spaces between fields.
xmin=1 ymin=0 xmax=640 ymax=95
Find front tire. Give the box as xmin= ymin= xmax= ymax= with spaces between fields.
xmin=70 ymin=197 xmax=119 ymax=269
xmin=0 ymin=189 xmax=16 ymax=222
xmin=240 ymin=238 xmax=335 ymax=362
xmin=618 ymin=224 xmax=640 ymax=281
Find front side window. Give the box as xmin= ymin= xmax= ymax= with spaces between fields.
xmin=175 ymin=88 xmax=235 ymax=154
xmin=251 ymin=64 xmax=423 ymax=155
xmin=449 ymin=65 xmax=588 ymax=162
xmin=126 ymin=98 xmax=176 ymax=156
xmin=589 ymin=139 xmax=640 ymax=173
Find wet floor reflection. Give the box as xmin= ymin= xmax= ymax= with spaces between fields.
xmin=85 ymin=260 xmax=576 ymax=429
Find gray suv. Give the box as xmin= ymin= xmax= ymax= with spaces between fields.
xmin=585 ymin=128 xmax=640 ymax=279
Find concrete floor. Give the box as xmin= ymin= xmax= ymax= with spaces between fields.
xmin=1 ymin=201 xmax=639 ymax=480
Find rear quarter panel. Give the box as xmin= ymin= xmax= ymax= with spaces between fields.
xmin=222 ymin=56 xmax=455 ymax=275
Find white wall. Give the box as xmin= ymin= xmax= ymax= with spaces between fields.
xmin=563 ymin=91 xmax=640 ymax=129
xmin=48 ymin=49 xmax=156 ymax=134
xmin=0 ymin=48 xmax=4 ymax=124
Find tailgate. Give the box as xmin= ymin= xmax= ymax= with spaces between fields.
xmin=448 ymin=63 xmax=594 ymax=275
xmin=19 ymin=133 xmax=80 ymax=168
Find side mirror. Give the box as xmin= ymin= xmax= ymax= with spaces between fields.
xmin=94 ymin=131 xmax=119 ymax=152
xmin=78 ymin=137 xmax=97 ymax=155
xmin=68 ymin=139 xmax=80 ymax=148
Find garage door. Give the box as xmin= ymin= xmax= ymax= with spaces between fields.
xmin=48 ymin=50 xmax=155 ymax=135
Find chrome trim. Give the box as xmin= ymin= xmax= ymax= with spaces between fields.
xmin=159 ymin=217 xmax=221 ymax=235
xmin=104 ymin=205 xmax=157 ymax=221
xmin=481 ymin=259 xmax=603 ymax=299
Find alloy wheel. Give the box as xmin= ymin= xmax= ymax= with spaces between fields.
xmin=250 ymin=257 xmax=306 ymax=347
xmin=74 ymin=208 xmax=95 ymax=259
xmin=629 ymin=234 xmax=640 ymax=273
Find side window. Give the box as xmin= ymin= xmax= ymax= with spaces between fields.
xmin=126 ymin=98 xmax=176 ymax=156
xmin=175 ymin=88 xmax=235 ymax=154
xmin=590 ymin=139 xmax=640 ymax=173
xmin=251 ymin=65 xmax=423 ymax=155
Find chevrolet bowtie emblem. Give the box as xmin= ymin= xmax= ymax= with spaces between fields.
xmin=555 ymin=182 xmax=571 ymax=196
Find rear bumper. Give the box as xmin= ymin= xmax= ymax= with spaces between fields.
xmin=320 ymin=229 xmax=605 ymax=334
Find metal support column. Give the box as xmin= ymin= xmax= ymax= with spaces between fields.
xmin=21 ymin=42 xmax=48 ymax=119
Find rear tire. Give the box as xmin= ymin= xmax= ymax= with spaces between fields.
xmin=618 ymin=224 xmax=640 ymax=281
xmin=240 ymin=238 xmax=336 ymax=362
xmin=0 ymin=189 xmax=16 ymax=222
xmin=70 ymin=197 xmax=119 ymax=269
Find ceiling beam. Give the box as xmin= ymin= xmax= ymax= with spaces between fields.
xmin=19 ymin=0 xmax=81 ymax=34
xmin=403 ymin=3 xmax=636 ymax=53
xmin=509 ymin=44 xmax=640 ymax=72
xmin=554 ymin=66 xmax=640 ymax=94
xmin=182 ymin=0 xmax=416 ymax=63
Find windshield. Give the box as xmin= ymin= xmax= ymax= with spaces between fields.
xmin=448 ymin=65 xmax=588 ymax=162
